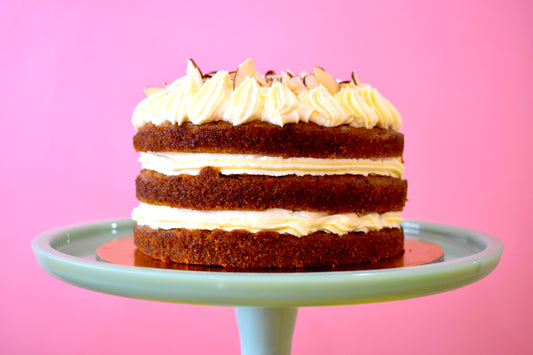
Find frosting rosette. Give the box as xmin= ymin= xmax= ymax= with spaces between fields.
xmin=133 ymin=59 xmax=402 ymax=131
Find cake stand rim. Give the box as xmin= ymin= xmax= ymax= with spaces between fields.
xmin=31 ymin=218 xmax=504 ymax=307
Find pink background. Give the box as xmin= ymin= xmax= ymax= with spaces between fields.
xmin=2 ymin=0 xmax=532 ymax=354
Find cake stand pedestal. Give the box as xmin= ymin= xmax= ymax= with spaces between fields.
xmin=32 ymin=220 xmax=503 ymax=355
xmin=237 ymin=307 xmax=297 ymax=355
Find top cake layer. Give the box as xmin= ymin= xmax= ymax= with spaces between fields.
xmin=132 ymin=59 xmax=402 ymax=131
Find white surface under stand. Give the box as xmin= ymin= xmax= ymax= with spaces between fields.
xmin=32 ymin=219 xmax=503 ymax=355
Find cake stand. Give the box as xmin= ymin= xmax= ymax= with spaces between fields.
xmin=31 ymin=220 xmax=503 ymax=355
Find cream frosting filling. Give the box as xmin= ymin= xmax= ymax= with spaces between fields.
xmin=132 ymin=60 xmax=402 ymax=131
xmin=138 ymin=152 xmax=404 ymax=178
xmin=132 ymin=203 xmax=402 ymax=237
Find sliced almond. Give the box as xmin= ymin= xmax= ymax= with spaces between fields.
xmin=303 ymin=74 xmax=319 ymax=89
xmin=300 ymin=70 xmax=310 ymax=77
xmin=270 ymin=75 xmax=282 ymax=85
xmin=234 ymin=58 xmax=255 ymax=90
xmin=144 ymin=86 xmax=165 ymax=97
xmin=281 ymin=71 xmax=292 ymax=83
xmin=265 ymin=70 xmax=276 ymax=86
xmin=266 ymin=71 xmax=285 ymax=86
xmin=351 ymin=71 xmax=360 ymax=86
xmin=285 ymin=76 xmax=306 ymax=94
xmin=203 ymin=71 xmax=217 ymax=80
xmin=313 ymin=66 xmax=339 ymax=95
xmin=339 ymin=80 xmax=355 ymax=89
xmin=187 ymin=58 xmax=203 ymax=77
xmin=228 ymin=71 xmax=236 ymax=81
xmin=254 ymin=72 xmax=268 ymax=87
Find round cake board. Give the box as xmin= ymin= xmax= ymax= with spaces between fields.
xmin=96 ymin=236 xmax=444 ymax=272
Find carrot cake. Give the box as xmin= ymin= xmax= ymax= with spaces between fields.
xmin=131 ymin=59 xmax=407 ymax=269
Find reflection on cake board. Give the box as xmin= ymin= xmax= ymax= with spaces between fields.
xmin=31 ymin=219 xmax=503 ymax=355
xmin=96 ymin=236 xmax=444 ymax=272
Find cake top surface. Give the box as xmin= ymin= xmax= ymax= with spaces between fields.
xmin=132 ymin=59 xmax=402 ymax=131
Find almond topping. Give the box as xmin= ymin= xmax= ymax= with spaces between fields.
xmin=313 ymin=66 xmax=339 ymax=95
xmin=144 ymin=86 xmax=165 ymax=97
xmin=271 ymin=75 xmax=282 ymax=85
xmin=203 ymin=71 xmax=217 ymax=80
xmin=285 ymin=76 xmax=306 ymax=94
xmin=254 ymin=72 xmax=268 ymax=87
xmin=234 ymin=58 xmax=256 ymax=90
xmin=303 ymin=74 xmax=319 ymax=89
xmin=264 ymin=70 xmax=278 ymax=86
xmin=339 ymin=80 xmax=355 ymax=89
xmin=187 ymin=58 xmax=203 ymax=78
xmin=281 ymin=71 xmax=292 ymax=83
xmin=351 ymin=71 xmax=360 ymax=86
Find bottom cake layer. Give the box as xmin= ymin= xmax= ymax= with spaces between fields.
xmin=133 ymin=225 xmax=404 ymax=269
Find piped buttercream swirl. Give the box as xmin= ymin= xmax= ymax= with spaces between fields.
xmin=132 ymin=59 xmax=402 ymax=131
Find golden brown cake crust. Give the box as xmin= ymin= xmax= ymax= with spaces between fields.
xmin=133 ymin=225 xmax=404 ymax=269
xmin=136 ymin=167 xmax=407 ymax=214
xmin=133 ymin=121 xmax=404 ymax=159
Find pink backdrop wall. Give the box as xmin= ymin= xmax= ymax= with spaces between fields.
xmin=2 ymin=0 xmax=531 ymax=354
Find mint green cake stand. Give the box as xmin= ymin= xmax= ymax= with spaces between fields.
xmin=32 ymin=219 xmax=503 ymax=355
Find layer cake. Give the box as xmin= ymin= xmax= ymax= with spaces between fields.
xmin=131 ymin=59 xmax=407 ymax=269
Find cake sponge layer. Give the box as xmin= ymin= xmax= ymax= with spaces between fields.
xmin=136 ymin=167 xmax=407 ymax=214
xmin=133 ymin=121 xmax=404 ymax=159
xmin=134 ymin=225 xmax=404 ymax=269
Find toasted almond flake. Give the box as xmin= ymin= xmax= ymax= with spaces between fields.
xmin=254 ymin=72 xmax=268 ymax=87
xmin=271 ymin=75 xmax=282 ymax=85
xmin=187 ymin=58 xmax=203 ymax=77
xmin=144 ymin=86 xmax=165 ymax=97
xmin=265 ymin=70 xmax=278 ymax=86
xmin=203 ymin=71 xmax=217 ymax=80
xmin=339 ymin=80 xmax=355 ymax=89
xmin=234 ymin=58 xmax=256 ymax=90
xmin=285 ymin=76 xmax=306 ymax=94
xmin=351 ymin=71 xmax=360 ymax=86
xmin=303 ymin=74 xmax=319 ymax=89
xmin=281 ymin=71 xmax=292 ymax=83
xmin=313 ymin=66 xmax=339 ymax=95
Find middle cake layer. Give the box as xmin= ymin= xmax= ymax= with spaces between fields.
xmin=136 ymin=167 xmax=407 ymax=213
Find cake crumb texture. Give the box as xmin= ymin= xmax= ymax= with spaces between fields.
xmin=134 ymin=225 xmax=404 ymax=269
